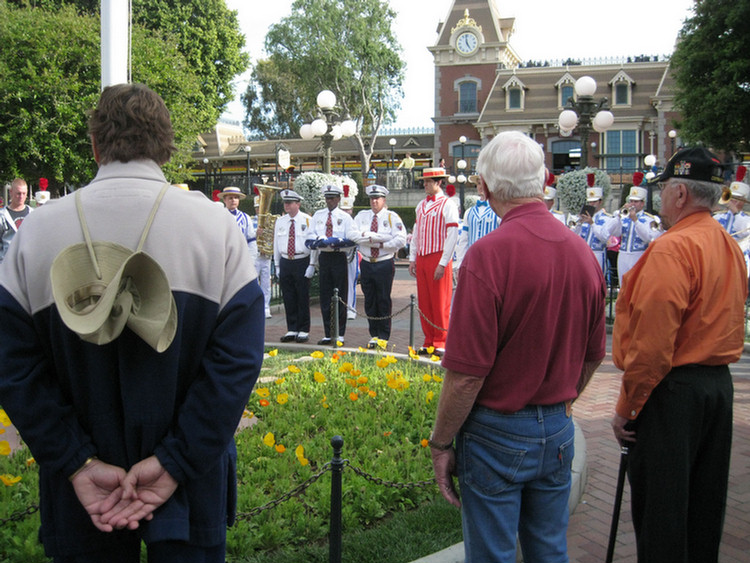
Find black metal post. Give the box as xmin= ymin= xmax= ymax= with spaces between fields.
xmin=329 ymin=435 xmax=344 ymax=563
xmin=333 ymin=288 xmax=340 ymax=347
xmin=606 ymin=445 xmax=630 ymax=563
xmin=246 ymin=149 xmax=252 ymax=193
xmin=409 ymin=294 xmax=416 ymax=350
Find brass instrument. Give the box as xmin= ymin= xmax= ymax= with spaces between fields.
xmin=254 ymin=184 xmax=281 ymax=257
xmin=719 ymin=187 xmax=750 ymax=206
xmin=620 ymin=204 xmax=637 ymax=217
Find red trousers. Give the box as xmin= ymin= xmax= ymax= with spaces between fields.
xmin=415 ymin=252 xmax=452 ymax=348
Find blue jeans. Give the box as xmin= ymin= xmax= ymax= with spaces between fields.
xmin=457 ymin=404 xmax=574 ymax=563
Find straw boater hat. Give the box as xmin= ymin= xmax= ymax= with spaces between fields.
xmin=585 ymin=173 xmax=603 ymax=201
xmin=421 ymin=167 xmax=448 ymax=180
xmin=219 ymin=186 xmax=246 ymax=200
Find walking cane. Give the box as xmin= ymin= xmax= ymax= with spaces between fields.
xmin=605 ymin=445 xmax=629 ymax=563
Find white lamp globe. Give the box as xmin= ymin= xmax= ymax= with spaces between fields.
xmin=331 ymin=125 xmax=343 ymax=141
xmin=558 ymin=110 xmax=578 ymax=130
xmin=592 ymin=110 xmax=614 ymax=132
xmin=340 ymin=119 xmax=357 ymax=137
xmin=311 ymin=118 xmax=328 ymax=137
xmin=300 ymin=124 xmax=313 ymax=140
xmin=448 ymin=175 xmax=456 ymax=183
xmin=644 ymin=155 xmax=657 ymax=167
xmin=645 ymin=171 xmax=656 ymax=180
xmin=317 ymin=90 xmax=336 ymax=110
xmin=559 ymin=129 xmax=573 ymax=138
xmin=457 ymin=174 xmax=467 ymax=183
xmin=457 ymin=159 xmax=467 ymax=170
xmin=459 ymin=135 xmax=467 ymax=144
xmin=574 ymin=76 xmax=597 ymax=97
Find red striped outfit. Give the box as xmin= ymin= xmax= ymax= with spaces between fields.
xmin=410 ymin=193 xmax=460 ymax=348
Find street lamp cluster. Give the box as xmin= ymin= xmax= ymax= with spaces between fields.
xmin=300 ymin=90 xmax=357 ymax=174
xmin=558 ymin=76 xmax=614 ymax=169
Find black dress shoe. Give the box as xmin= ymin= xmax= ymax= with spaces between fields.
xmin=417 ymin=347 xmax=431 ymax=355
xmin=280 ymin=332 xmax=297 ymax=343
xmin=317 ymin=337 xmax=332 ymax=345
xmin=295 ymin=334 xmax=309 ymax=343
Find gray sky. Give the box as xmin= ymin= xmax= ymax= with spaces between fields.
xmin=224 ymin=0 xmax=694 ymax=129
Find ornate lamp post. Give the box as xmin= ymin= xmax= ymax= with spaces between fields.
xmin=457 ymin=158 xmax=467 ymax=213
xmin=558 ymin=76 xmax=614 ymax=170
xmin=643 ymin=154 xmax=657 ymax=213
xmin=300 ymin=90 xmax=356 ymax=174
xmin=668 ymin=129 xmax=677 ymax=156
xmin=389 ymin=137 xmax=397 ymax=169
xmin=202 ymin=157 xmax=210 ymax=194
xmin=243 ymin=145 xmax=252 ymax=193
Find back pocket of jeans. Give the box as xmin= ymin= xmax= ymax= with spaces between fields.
xmin=550 ymin=434 xmax=575 ymax=485
xmin=461 ymin=433 xmax=526 ymax=495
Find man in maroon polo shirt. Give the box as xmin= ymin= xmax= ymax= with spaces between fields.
xmin=429 ymin=131 xmax=607 ymax=563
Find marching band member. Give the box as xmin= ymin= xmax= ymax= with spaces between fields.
xmin=274 ymin=189 xmax=312 ymax=343
xmin=575 ymin=173 xmax=619 ymax=274
xmin=543 ymin=172 xmax=567 ymax=224
xmin=349 ymin=185 xmax=406 ymax=348
xmin=614 ymin=172 xmax=662 ymax=286
xmin=408 ymin=167 xmax=460 ymax=356
xmin=306 ymin=185 xmax=356 ymax=346
xmin=715 ymin=165 xmax=750 ymax=275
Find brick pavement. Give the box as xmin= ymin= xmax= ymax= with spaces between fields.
xmin=266 ymin=262 xmax=750 ymax=563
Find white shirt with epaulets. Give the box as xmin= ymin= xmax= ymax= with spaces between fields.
xmin=350 ymin=208 xmax=407 ymax=262
xmin=273 ymin=212 xmax=312 ymax=268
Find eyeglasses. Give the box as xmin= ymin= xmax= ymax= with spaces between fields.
xmin=657 ymin=181 xmax=674 ymax=192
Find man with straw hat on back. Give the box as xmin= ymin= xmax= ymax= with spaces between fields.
xmin=219 ymin=185 xmax=257 ymax=259
xmin=0 ymin=83 xmax=264 ymax=562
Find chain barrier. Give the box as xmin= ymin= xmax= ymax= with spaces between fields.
xmin=414 ymin=303 xmax=448 ymax=332
xmin=235 ymin=462 xmax=332 ymax=521
xmin=333 ymin=294 xmax=412 ymax=322
xmin=1 ymin=456 xmax=437 ymax=527
xmin=0 ymin=503 xmax=38 ymax=526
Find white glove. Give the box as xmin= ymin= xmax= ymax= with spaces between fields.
xmin=304 ymin=265 xmax=316 ymax=279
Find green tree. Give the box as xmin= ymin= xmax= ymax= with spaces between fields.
xmin=0 ymin=1 xmax=209 ymax=189
xmin=243 ymin=0 xmax=405 ymax=173
xmin=671 ymin=0 xmax=750 ymax=154
xmin=6 ymin=0 xmax=249 ymax=121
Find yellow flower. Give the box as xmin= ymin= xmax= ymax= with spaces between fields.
xmin=420 ymin=439 xmax=429 ymax=448
xmin=357 ymin=346 xmax=367 ymax=352
xmin=426 ymin=346 xmax=435 ymax=354
xmin=330 ymin=355 xmax=339 ymax=364
xmin=409 ymin=350 xmax=420 ymax=360
xmin=256 ymin=387 xmax=270 ymax=398
xmin=0 ymin=441 xmax=10 ymax=456
xmin=26 ymin=457 xmax=35 ymax=467
xmin=357 ymin=375 xmax=368 ymax=385
xmin=349 ymin=392 xmax=359 ymax=401
xmin=433 ymin=375 xmax=443 ymax=383
xmin=288 ymin=365 xmax=301 ymax=374
xmin=0 ymin=474 xmax=22 ymax=486
xmin=422 ymin=374 xmax=432 ymax=382
xmin=376 ymin=339 xmax=388 ymax=350
xmin=275 ymin=444 xmax=286 ymax=453
xmin=268 ymin=349 xmax=279 ymax=357
xmin=386 ymin=355 xmax=398 ymax=364
xmin=263 ymin=432 xmax=276 ymax=447
xmin=276 ymin=393 xmax=289 ymax=405
xmin=368 ymin=390 xmax=377 ymax=398
xmin=311 ymin=351 xmax=325 ymax=359
xmin=314 ymin=372 xmax=326 ymax=383
xmin=426 ymin=391 xmax=435 ymax=403
xmin=0 ymin=409 xmax=10 ymax=427
xmin=275 ymin=377 xmax=287 ymax=385
xmin=336 ymin=340 xmax=343 ymax=347
xmin=320 ymin=395 xmax=329 ymax=409
xmin=386 ymin=376 xmax=410 ymax=391
xmin=350 ymin=369 xmax=362 ymax=377
xmin=430 ymin=355 xmax=440 ymax=362
xmin=345 ymin=377 xmax=357 ymax=387
xmin=340 ymin=362 xmax=354 ymax=372
xmin=358 ymin=385 xmax=370 ymax=394
xmin=242 ymin=409 xmax=254 ymax=419
xmin=376 ymin=358 xmax=389 ymax=368
xmin=295 ymin=445 xmax=309 ymax=466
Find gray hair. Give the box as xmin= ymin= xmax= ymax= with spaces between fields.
xmin=476 ymin=131 xmax=545 ymax=201
xmin=680 ymin=178 xmax=723 ymax=209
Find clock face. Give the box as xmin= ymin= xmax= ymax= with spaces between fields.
xmin=456 ymin=31 xmax=478 ymax=55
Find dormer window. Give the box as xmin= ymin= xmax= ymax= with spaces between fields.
xmin=503 ymin=76 xmax=526 ymax=111
xmin=610 ymin=71 xmax=635 ymax=107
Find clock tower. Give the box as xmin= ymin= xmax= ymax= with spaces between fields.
xmin=429 ymin=0 xmax=520 ymax=174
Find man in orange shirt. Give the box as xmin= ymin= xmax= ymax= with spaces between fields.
xmin=611 ymin=147 xmax=747 ymax=563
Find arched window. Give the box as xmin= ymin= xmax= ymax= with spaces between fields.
xmin=457 ymin=80 xmax=479 ymax=114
